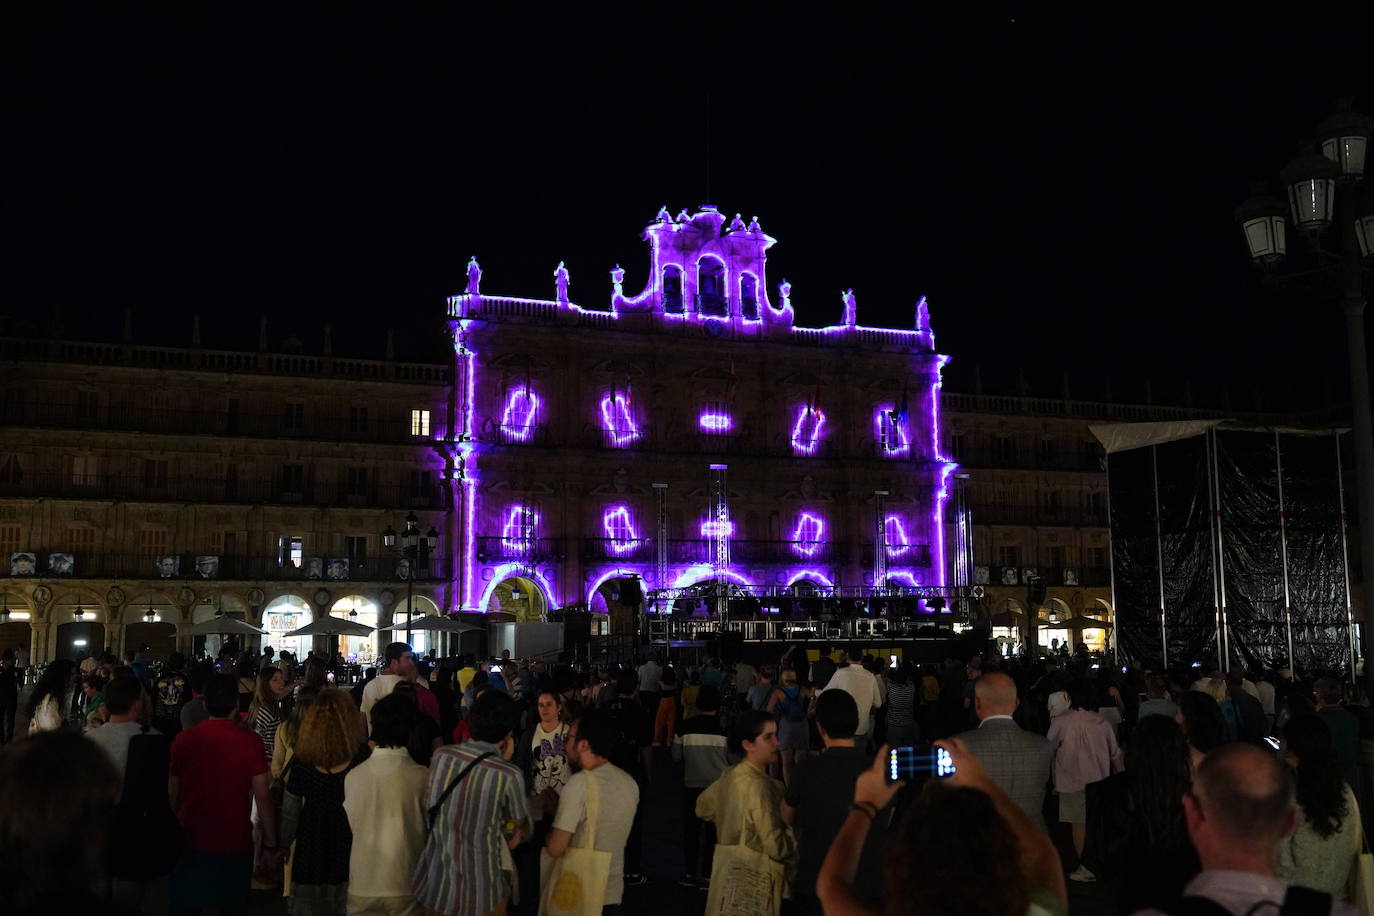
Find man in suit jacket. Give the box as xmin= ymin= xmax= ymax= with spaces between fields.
xmin=955 ymin=671 xmax=1052 ymax=830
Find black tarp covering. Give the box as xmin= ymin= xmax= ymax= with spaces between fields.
xmin=1108 ymin=427 xmax=1350 ymax=673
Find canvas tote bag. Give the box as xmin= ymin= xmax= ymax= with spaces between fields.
xmin=704 ymin=811 xmax=786 ymax=916
xmin=1348 ymin=815 xmax=1374 ymax=913
xmin=540 ymin=770 xmax=612 ymax=916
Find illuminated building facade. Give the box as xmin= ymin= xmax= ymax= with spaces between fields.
xmin=449 ymin=206 xmax=955 ymax=630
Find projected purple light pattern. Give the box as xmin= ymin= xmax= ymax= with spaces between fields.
xmin=791 ymin=513 xmax=825 ymax=557
xmin=599 ymin=395 xmax=641 ymax=446
xmin=602 ymin=507 xmax=639 ymax=554
xmin=884 ymin=515 xmax=911 ymax=558
xmin=698 ymin=412 xmax=733 ymax=432
xmin=791 ymin=406 xmax=826 ymax=455
xmin=500 ymin=387 xmax=540 ymax=441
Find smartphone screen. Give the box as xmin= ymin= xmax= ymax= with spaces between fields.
xmin=1264 ymin=736 xmax=1281 ymax=750
xmin=326 ymin=671 xmax=336 ymax=683
xmin=888 ymin=745 xmax=956 ymax=783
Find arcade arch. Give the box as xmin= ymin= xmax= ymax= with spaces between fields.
xmin=261 ymin=595 xmax=312 ymax=661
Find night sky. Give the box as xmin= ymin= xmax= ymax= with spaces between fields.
xmin=7 ymin=6 xmax=1371 ymax=410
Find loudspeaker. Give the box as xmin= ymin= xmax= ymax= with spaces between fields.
xmin=707 ymin=631 xmax=744 ymax=664
xmin=620 ymin=578 xmax=644 ymax=607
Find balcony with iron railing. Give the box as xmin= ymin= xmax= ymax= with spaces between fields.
xmin=0 ymin=472 xmax=447 ymax=510
xmin=474 ymin=536 xmax=564 ymax=563
xmin=953 ymin=446 xmax=1104 ymax=472
xmin=859 ymin=543 xmax=935 ymax=569
xmin=0 ymin=400 xmax=447 ymax=445
xmin=5 ymin=551 xmax=454 ymax=582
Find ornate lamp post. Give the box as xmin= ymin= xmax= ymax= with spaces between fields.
xmin=1237 ymin=98 xmax=1374 ymax=675
xmin=382 ymin=512 xmax=439 ymax=647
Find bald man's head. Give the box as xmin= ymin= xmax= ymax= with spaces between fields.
xmin=1191 ymin=743 xmax=1295 ymax=847
xmin=973 ymin=672 xmax=1018 ymax=718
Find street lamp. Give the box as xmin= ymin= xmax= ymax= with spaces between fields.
xmin=382 ymin=511 xmax=439 ymax=646
xmin=1237 ymin=98 xmax=1374 ymax=677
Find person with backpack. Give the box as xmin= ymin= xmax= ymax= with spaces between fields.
xmin=767 ymin=669 xmax=812 ymax=788
xmin=89 ymin=674 xmax=180 ymax=910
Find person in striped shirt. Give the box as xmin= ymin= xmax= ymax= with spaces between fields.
xmin=413 ymin=690 xmax=530 ymax=916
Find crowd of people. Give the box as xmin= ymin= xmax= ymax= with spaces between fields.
xmin=2 ymin=638 xmax=1373 ymax=915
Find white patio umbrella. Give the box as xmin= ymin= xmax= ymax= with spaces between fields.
xmin=177 ymin=613 xmax=268 ymax=636
xmin=281 ymin=616 xmax=376 ymax=638
xmin=377 ymin=614 xmax=481 ymax=634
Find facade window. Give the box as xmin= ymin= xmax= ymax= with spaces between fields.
xmin=0 ymin=455 xmax=22 ymax=486
xmin=948 ymin=434 xmax=965 ymax=460
xmin=1038 ymin=438 xmax=1059 ymax=465
xmin=1042 ymin=490 xmax=1062 ymax=515
xmin=69 ymin=454 xmax=102 ymax=487
xmin=277 ymin=535 xmax=304 ymax=568
xmin=144 ymin=458 xmax=169 ymax=491
xmin=993 ymin=436 xmax=1015 ymax=463
xmin=739 ymin=273 xmax=760 ymax=320
xmin=409 ymin=470 xmax=433 ymax=499
xmin=218 ymin=462 xmax=239 ymax=499
xmin=285 ymin=402 xmax=305 ymax=432
xmin=1087 ymin=546 xmax=1108 ymax=569
xmin=1088 ymin=491 xmax=1107 ymax=518
xmin=997 ymin=545 xmax=1020 ymax=568
xmin=211 ymin=530 xmax=238 ymax=556
xmin=662 ymin=265 xmax=684 ymax=313
xmin=697 ymin=257 xmax=727 ymax=317
xmin=345 ymin=535 xmax=368 ymax=569
xmin=140 ymin=528 xmax=168 ymax=559
xmin=349 ymin=406 xmax=369 ymax=433
xmin=1 ymin=388 xmax=25 ymax=417
xmin=0 ymin=525 xmax=20 ymax=559
xmin=225 ymin=398 xmax=240 ymax=433
xmin=282 ymin=464 xmax=305 ymax=493
xmin=1048 ymin=545 xmax=1068 ymax=569
xmin=76 ymin=390 xmax=99 ymax=420
xmin=345 ymin=467 xmax=369 ymax=497
xmin=411 ymin=409 xmax=431 ymax=437
xmin=67 ymin=527 xmax=95 ymax=555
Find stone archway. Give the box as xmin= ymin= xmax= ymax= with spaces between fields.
xmin=486 ymin=576 xmax=549 ymax=622
xmin=122 ymin=593 xmax=182 ymax=662
xmin=590 ymin=576 xmax=642 ymax=636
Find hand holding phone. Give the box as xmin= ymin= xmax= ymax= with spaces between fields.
xmin=887 ymin=745 xmax=956 ymax=783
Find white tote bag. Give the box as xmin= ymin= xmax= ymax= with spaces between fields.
xmin=540 ymin=773 xmax=612 ymax=916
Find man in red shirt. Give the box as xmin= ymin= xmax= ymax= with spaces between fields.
xmin=168 ymin=672 xmax=280 ymax=915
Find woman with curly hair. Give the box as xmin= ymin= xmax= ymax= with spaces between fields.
xmin=1117 ymin=714 xmax=1200 ymax=912
xmin=1176 ymin=689 xmax=1226 ymax=773
xmin=1276 ymin=713 xmax=1362 ymax=897
xmin=817 ymin=738 xmax=1066 ymax=915
xmin=281 ymin=688 xmax=363 ymax=916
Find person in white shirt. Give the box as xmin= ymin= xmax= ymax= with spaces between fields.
xmin=545 ymin=708 xmax=641 ymax=911
xmin=636 ymin=655 xmax=663 ymax=718
xmin=819 ymin=648 xmax=880 ymax=737
xmin=359 ymin=641 xmax=414 ymax=728
xmin=85 ymin=675 xmax=158 ymax=796
xmin=343 ymin=693 xmax=430 ymax=916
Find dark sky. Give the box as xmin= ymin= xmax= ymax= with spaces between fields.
xmin=6 ymin=5 xmax=1371 ymax=409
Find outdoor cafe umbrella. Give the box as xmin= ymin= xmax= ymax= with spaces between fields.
xmin=177 ymin=613 xmax=268 ymax=636
xmin=377 ymin=614 xmax=481 ymax=634
xmin=281 ymin=616 xmax=376 ymax=638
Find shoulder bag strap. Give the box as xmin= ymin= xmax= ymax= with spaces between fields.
xmin=428 ymin=751 xmax=496 ymax=829
xmin=578 ymin=768 xmax=601 ymax=850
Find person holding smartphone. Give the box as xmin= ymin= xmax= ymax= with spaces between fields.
xmin=817 ymin=739 xmax=1067 ymax=916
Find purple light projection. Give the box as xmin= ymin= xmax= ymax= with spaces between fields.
xmin=450 ymin=211 xmax=955 ymax=610
xmin=599 ymin=395 xmax=640 ymax=446
xmin=602 ymin=506 xmax=639 ymax=554
xmin=700 ymin=519 xmax=735 ymax=537
xmin=791 ymin=513 xmax=825 ymax=557
xmin=875 ymin=408 xmax=911 ymax=456
xmin=884 ymin=515 xmax=911 ymax=558
xmin=698 ymin=412 xmax=733 ymax=432
xmin=500 ymin=387 xmax=540 ymax=441
xmin=501 ymin=505 xmax=538 ymax=552
xmin=791 ymin=406 xmax=826 ymax=455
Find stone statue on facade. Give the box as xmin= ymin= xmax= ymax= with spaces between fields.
xmin=841 ymin=288 xmax=857 ymax=326
xmin=466 ymin=256 xmax=482 ymax=295
xmin=747 ymin=215 xmax=761 ymax=233
xmin=655 ymin=205 xmax=673 ymax=223
xmin=728 ymin=213 xmax=746 ymax=232
xmin=778 ymin=279 xmax=792 ymax=305
xmin=554 ymin=261 xmax=570 ymax=302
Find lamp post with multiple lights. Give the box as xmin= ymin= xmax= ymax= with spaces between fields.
xmin=382 ymin=512 xmax=439 ymax=648
xmin=1237 ymin=98 xmax=1374 ymax=674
